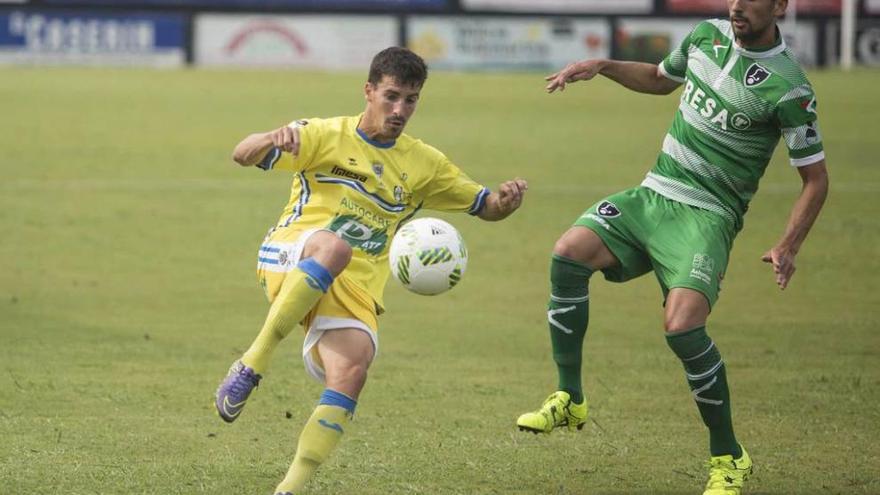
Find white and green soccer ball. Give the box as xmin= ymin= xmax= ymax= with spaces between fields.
xmin=389 ymin=217 xmax=468 ymax=295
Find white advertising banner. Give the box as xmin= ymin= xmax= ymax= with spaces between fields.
xmin=462 ymin=0 xmax=651 ymax=14
xmin=195 ymin=14 xmax=397 ymax=69
xmin=407 ymin=17 xmax=609 ymax=71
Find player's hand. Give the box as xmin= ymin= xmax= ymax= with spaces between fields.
xmin=270 ymin=124 xmax=301 ymax=155
xmin=545 ymin=60 xmax=605 ymax=93
xmin=496 ymin=178 xmax=528 ymax=213
xmin=761 ymin=246 xmax=797 ymax=290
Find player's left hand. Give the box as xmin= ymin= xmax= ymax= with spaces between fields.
xmin=761 ymin=246 xmax=797 ymax=290
xmin=496 ymin=178 xmax=528 ymax=213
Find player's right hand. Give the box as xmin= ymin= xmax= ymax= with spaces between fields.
xmin=270 ymin=124 xmax=301 ymax=155
xmin=761 ymin=246 xmax=797 ymax=290
xmin=545 ymin=60 xmax=604 ymax=93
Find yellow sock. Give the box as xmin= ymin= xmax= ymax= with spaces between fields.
xmin=241 ymin=258 xmax=333 ymax=374
xmin=274 ymin=390 xmax=356 ymax=494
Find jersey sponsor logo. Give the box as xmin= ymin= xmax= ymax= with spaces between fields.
xmin=731 ymin=112 xmax=752 ymax=130
xmin=331 ymin=165 xmax=368 ymax=183
xmin=744 ymin=63 xmax=771 ymax=87
xmin=339 ymin=197 xmax=392 ymax=228
xmin=682 ymin=79 xmax=745 ymax=131
xmin=597 ymin=201 xmax=621 ymax=218
xmin=327 ymin=214 xmax=388 ymax=255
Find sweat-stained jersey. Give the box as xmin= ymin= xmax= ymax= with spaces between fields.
xmin=255 ymin=115 xmax=489 ymax=309
xmin=650 ymin=19 xmax=824 ymax=230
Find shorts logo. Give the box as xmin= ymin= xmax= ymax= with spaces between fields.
xmin=744 ymin=63 xmax=771 ymax=87
xmin=690 ymin=253 xmax=715 ymax=285
xmin=597 ymin=201 xmax=621 ymax=218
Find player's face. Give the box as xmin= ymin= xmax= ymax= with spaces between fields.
xmin=364 ymin=75 xmax=421 ymax=140
xmin=728 ymin=0 xmax=786 ymax=44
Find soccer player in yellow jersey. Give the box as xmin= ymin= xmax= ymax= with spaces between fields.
xmin=214 ymin=47 xmax=528 ymax=494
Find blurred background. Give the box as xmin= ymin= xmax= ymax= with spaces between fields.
xmin=0 ymin=0 xmax=876 ymax=72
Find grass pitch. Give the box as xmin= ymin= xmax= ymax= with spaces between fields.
xmin=1 ymin=66 xmax=878 ymax=494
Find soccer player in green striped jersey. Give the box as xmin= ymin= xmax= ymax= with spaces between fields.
xmin=516 ymin=1 xmax=828 ymax=494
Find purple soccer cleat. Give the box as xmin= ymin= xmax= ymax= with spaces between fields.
xmin=215 ymin=360 xmax=262 ymax=423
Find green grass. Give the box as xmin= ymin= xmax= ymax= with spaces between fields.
xmin=1 ymin=66 xmax=878 ymax=494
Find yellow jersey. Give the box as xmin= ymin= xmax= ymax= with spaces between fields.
xmin=257 ymin=115 xmax=488 ymax=309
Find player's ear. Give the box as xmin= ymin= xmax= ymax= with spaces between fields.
xmin=364 ymin=82 xmax=374 ymax=102
xmin=774 ymin=0 xmax=788 ymax=17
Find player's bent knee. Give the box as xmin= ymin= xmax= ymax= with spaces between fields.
xmin=305 ymin=231 xmax=353 ymax=275
xmin=552 ymin=237 xmax=582 ymax=260
xmin=552 ymin=227 xmax=615 ymax=269
xmin=325 ymin=364 xmax=368 ymax=398
xmin=663 ymin=313 xmax=707 ymax=333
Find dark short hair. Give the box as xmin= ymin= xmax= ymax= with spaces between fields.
xmin=367 ymin=47 xmax=428 ymax=88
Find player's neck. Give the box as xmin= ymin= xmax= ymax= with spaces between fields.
xmin=737 ymin=24 xmax=780 ymax=50
xmin=357 ymin=115 xmax=394 ymax=144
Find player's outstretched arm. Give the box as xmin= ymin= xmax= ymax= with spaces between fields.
xmin=232 ymin=125 xmax=301 ymax=167
xmin=761 ymin=160 xmax=829 ymax=290
xmin=477 ymin=178 xmax=528 ymax=222
xmin=545 ymin=59 xmax=680 ymax=96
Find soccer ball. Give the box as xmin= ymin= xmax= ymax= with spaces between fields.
xmin=389 ymin=217 xmax=468 ymax=295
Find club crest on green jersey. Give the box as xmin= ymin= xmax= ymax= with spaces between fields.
xmin=597 ymin=201 xmax=621 ymax=218
xmin=744 ymin=63 xmax=771 ymax=87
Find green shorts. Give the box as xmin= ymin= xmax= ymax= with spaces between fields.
xmin=574 ymin=186 xmax=736 ymax=308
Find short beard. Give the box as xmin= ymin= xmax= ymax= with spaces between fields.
xmin=732 ymin=17 xmax=775 ymax=44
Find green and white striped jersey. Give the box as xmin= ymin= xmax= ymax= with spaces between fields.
xmin=649 ymin=19 xmax=824 ymax=230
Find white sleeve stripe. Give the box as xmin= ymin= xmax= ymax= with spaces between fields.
xmin=790 ymin=150 xmax=825 ymax=167
xmin=658 ymin=63 xmax=685 ymax=83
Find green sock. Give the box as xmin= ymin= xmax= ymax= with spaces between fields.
xmin=666 ymin=326 xmax=741 ymax=457
xmin=547 ymin=254 xmax=593 ymax=404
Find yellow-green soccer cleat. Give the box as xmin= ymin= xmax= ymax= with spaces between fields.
xmin=703 ymin=445 xmax=753 ymax=495
xmin=516 ymin=391 xmax=588 ymax=434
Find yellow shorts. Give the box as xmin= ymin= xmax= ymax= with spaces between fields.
xmin=257 ymin=227 xmax=379 ymax=382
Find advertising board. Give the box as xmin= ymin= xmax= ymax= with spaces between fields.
xmin=408 ymin=16 xmax=609 ymax=71
xmin=195 ymin=14 xmax=396 ymax=69
xmin=0 ymin=9 xmax=185 ymax=66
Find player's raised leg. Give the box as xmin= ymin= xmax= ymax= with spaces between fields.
xmin=517 ymin=226 xmax=616 ymax=434
xmin=215 ymin=231 xmax=352 ymax=423
xmin=274 ymin=328 xmax=373 ymax=494
xmin=663 ymin=288 xmax=750 ymax=495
